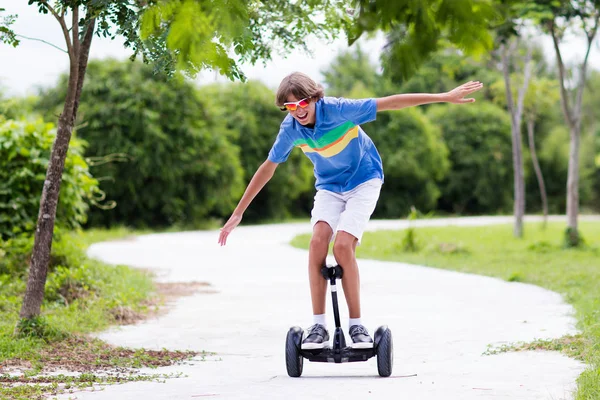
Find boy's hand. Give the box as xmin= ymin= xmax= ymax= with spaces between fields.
xmin=218 ymin=214 xmax=242 ymax=246
xmin=445 ymin=81 xmax=483 ymax=104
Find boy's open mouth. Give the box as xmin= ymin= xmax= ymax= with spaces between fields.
xmin=296 ymin=111 xmax=308 ymax=122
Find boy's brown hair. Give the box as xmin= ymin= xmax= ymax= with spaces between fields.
xmin=275 ymin=72 xmax=325 ymax=108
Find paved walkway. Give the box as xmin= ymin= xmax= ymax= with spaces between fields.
xmin=64 ymin=216 xmax=588 ymax=399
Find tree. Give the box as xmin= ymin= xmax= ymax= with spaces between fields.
xmin=523 ymin=77 xmax=560 ymax=228
xmin=351 ymin=0 xmax=499 ymax=80
xmin=499 ymin=39 xmax=532 ymax=238
xmin=5 ymin=0 xmax=351 ymax=323
xmin=321 ymin=45 xmax=391 ymax=96
xmin=491 ymin=0 xmax=537 ymax=238
xmin=524 ymin=0 xmax=600 ymax=246
xmin=37 ymin=59 xmax=245 ymax=228
xmin=491 ymin=73 xmax=560 ymax=229
xmin=428 ymin=103 xmax=513 ymax=215
xmin=369 ymin=107 xmax=449 ymax=217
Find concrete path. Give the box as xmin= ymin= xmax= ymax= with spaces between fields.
xmin=64 ymin=216 xmax=588 ymax=399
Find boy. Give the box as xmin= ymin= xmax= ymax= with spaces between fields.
xmin=218 ymin=72 xmax=482 ymax=349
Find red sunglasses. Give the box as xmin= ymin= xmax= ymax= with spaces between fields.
xmin=281 ymin=97 xmax=311 ymax=111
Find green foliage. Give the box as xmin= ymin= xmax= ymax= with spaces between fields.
xmin=354 ymin=0 xmax=498 ymax=80
xmin=0 ymin=227 xmax=191 ymax=398
xmin=138 ymin=0 xmax=351 ymax=80
xmin=0 ymin=118 xmax=99 ymax=239
xmin=401 ymin=207 xmax=421 ymax=252
xmin=583 ymin=71 xmax=600 ymax=136
xmin=37 ymin=59 xmax=245 ymax=228
xmin=14 ymin=315 xmax=67 ymax=341
xmin=564 ymin=226 xmax=584 ymax=248
xmin=395 ymin=48 xmax=502 ymax=99
xmin=428 ymin=102 xmax=513 ymax=214
xmin=200 ymin=81 xmax=315 ymax=221
xmin=321 ymin=46 xmax=392 ymax=97
xmin=0 ymin=95 xmax=40 ymax=120
xmin=0 ymin=7 xmax=19 ymax=47
xmin=1 ymin=229 xmax=155 ymax=340
xmin=0 ymin=234 xmax=33 ymax=277
xmin=536 ymin=127 xmax=596 ymax=213
xmin=369 ymin=107 xmax=449 ymax=217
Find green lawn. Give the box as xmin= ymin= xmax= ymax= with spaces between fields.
xmin=291 ymin=221 xmax=600 ymax=400
xmin=0 ymin=227 xmax=196 ymax=399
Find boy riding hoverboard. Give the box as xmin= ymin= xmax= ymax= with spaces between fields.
xmin=218 ymin=72 xmax=482 ymax=374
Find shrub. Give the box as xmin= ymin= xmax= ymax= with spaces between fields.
xmin=0 ymin=118 xmax=98 ymax=240
xmin=368 ymin=107 xmax=450 ymax=218
xmin=428 ymin=103 xmax=513 ymax=214
xmin=36 ymin=60 xmax=245 ymax=228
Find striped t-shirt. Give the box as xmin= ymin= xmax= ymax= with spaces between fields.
xmin=268 ymin=97 xmax=383 ymax=193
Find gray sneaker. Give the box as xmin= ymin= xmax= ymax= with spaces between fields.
xmin=302 ymin=324 xmax=330 ymax=349
xmin=349 ymin=325 xmax=374 ymax=349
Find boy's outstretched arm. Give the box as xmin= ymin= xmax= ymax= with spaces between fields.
xmin=376 ymin=81 xmax=483 ymax=112
xmin=218 ymin=160 xmax=279 ymax=246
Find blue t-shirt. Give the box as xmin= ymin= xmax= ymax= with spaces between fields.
xmin=268 ymin=97 xmax=384 ymax=193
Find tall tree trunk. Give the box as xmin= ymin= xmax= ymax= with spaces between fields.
xmin=19 ymin=18 xmax=96 ymax=320
xmin=501 ymin=42 xmax=531 ymax=238
xmin=526 ymin=118 xmax=548 ymax=228
xmin=566 ymin=124 xmax=581 ymax=243
xmin=549 ymin=17 xmax=597 ymax=246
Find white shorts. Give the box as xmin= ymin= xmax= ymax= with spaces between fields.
xmin=310 ymin=179 xmax=382 ymax=244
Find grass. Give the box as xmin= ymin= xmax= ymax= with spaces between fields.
xmin=0 ymin=227 xmax=202 ymax=399
xmin=291 ymin=221 xmax=600 ymax=399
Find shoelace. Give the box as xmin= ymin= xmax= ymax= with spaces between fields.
xmin=308 ymin=324 xmax=326 ymax=337
xmin=350 ymin=325 xmax=369 ymax=336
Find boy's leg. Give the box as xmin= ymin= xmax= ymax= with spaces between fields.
xmin=332 ymin=232 xmax=360 ymax=318
xmin=303 ymin=190 xmax=344 ymax=349
xmin=333 ymin=179 xmax=382 ymax=348
xmin=308 ymin=221 xmax=334 ymax=315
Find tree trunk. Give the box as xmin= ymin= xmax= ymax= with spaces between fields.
xmin=549 ymin=16 xmax=598 ymax=246
xmin=526 ymin=118 xmax=548 ymax=229
xmin=501 ymin=43 xmax=527 ymax=238
xmin=566 ymin=125 xmax=580 ymax=243
xmin=18 ymin=18 xmax=96 ymax=320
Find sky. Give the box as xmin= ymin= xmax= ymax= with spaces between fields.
xmin=1 ymin=2 xmax=599 ymax=97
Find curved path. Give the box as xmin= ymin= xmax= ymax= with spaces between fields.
xmin=66 ymin=216 xmax=587 ymax=399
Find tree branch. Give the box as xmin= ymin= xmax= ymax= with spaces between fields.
xmin=15 ymin=34 xmax=67 ymax=53
xmin=72 ymin=4 xmax=80 ymax=56
xmin=574 ymin=14 xmax=599 ymax=128
xmin=72 ymin=18 xmax=96 ymax=120
xmin=40 ymin=0 xmax=73 ymax=58
xmin=516 ymin=46 xmax=533 ymax=123
xmin=500 ymin=43 xmax=515 ymax=122
xmin=550 ymin=19 xmax=574 ymax=129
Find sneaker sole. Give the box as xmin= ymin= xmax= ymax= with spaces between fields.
xmin=351 ymin=342 xmax=374 ymax=349
xmin=301 ymin=342 xmax=329 ymax=350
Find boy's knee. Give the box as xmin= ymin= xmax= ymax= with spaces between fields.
xmin=311 ymin=221 xmax=332 ymax=246
xmin=310 ymin=226 xmax=332 ymax=251
xmin=310 ymin=235 xmax=329 ymax=250
xmin=332 ymin=239 xmax=354 ymax=259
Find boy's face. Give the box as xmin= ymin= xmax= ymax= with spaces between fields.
xmin=285 ymin=95 xmax=316 ymax=126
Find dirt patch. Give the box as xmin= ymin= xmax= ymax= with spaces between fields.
xmin=110 ymin=280 xmax=217 ymax=325
xmin=157 ymin=281 xmax=218 ymax=299
xmin=0 ymin=278 xmax=214 ymax=397
xmin=0 ymin=336 xmax=198 ymax=374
